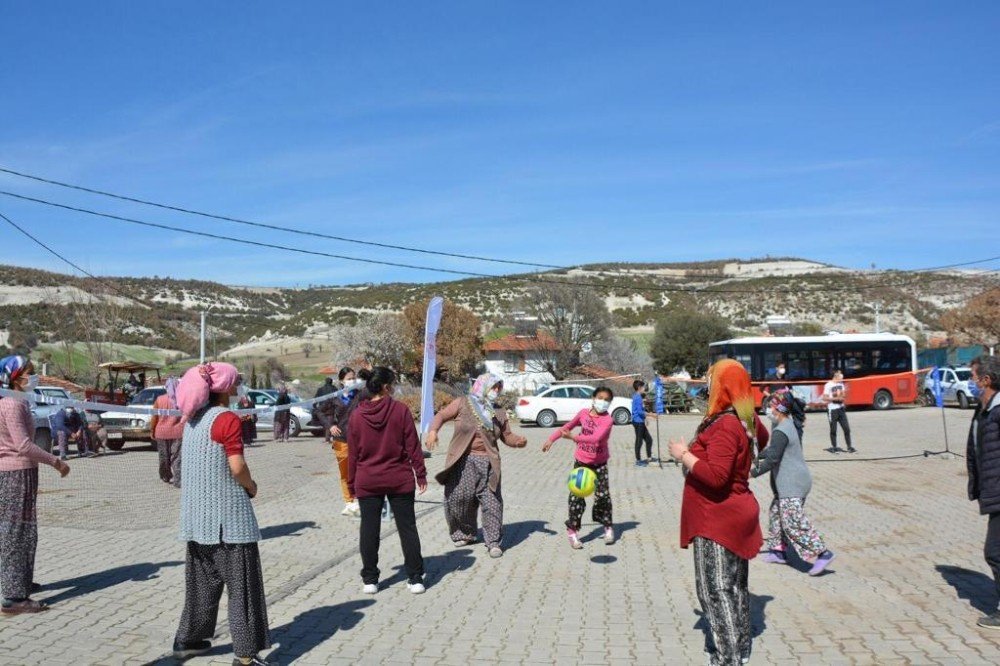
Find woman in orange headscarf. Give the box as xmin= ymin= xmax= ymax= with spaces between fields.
xmin=668 ymin=359 xmax=769 ymax=666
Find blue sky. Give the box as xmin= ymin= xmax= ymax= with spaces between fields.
xmin=0 ymin=2 xmax=998 ymax=286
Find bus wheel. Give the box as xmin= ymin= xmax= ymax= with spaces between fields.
xmin=873 ymin=390 xmax=893 ymax=410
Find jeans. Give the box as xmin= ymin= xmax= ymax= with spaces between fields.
xmin=828 ymin=409 xmax=852 ymax=450
xmin=633 ymin=423 xmax=653 ymax=460
xmin=986 ymin=512 xmax=1000 ymax=611
xmin=358 ymin=493 xmax=424 ymax=585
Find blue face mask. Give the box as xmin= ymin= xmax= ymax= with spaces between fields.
xmin=969 ymin=378 xmax=981 ymax=399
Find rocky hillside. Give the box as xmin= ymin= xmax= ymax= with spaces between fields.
xmin=0 ymin=259 xmax=994 ymax=358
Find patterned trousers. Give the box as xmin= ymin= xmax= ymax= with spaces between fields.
xmin=0 ymin=469 xmax=39 ymax=602
xmin=566 ymin=462 xmax=612 ymax=531
xmin=175 ymin=541 xmax=271 ymax=658
xmin=444 ymin=455 xmax=504 ymax=548
xmin=693 ymin=537 xmax=751 ymax=666
xmin=764 ymin=497 xmax=827 ymax=561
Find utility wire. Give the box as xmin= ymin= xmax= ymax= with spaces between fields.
xmin=0 ymin=165 xmax=564 ymax=270
xmin=4 ymin=165 xmax=997 ymax=282
xmin=1 ymin=189 xmax=997 ymax=296
xmin=0 ymin=208 xmax=146 ymax=307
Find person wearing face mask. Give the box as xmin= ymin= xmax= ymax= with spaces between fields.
xmin=236 ymin=383 xmax=257 ymax=447
xmin=329 ymin=367 xmax=362 ymax=517
xmin=272 ymin=385 xmax=292 ymax=443
xmin=0 ymin=356 xmax=71 ymax=615
xmin=426 ymin=373 xmax=526 ymax=558
xmin=752 ymin=390 xmax=835 ymax=576
xmin=543 ymin=386 xmax=617 ymax=549
xmin=966 ymin=355 xmax=1000 ymax=630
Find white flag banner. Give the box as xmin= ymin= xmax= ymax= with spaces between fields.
xmin=419 ymin=296 xmax=445 ymax=434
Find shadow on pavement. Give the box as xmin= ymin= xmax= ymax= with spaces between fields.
xmin=267 ymin=600 xmax=376 ymax=664
xmin=581 ymin=520 xmax=640 ymax=543
xmin=590 ymin=554 xmax=617 ymax=564
xmin=41 ymin=561 xmax=183 ymax=605
xmin=694 ymin=593 xmax=774 ymax=652
xmin=382 ymin=549 xmax=476 ymax=589
xmin=936 ymin=564 xmax=997 ymax=615
xmin=503 ymin=520 xmax=558 ymax=550
xmin=260 ymin=521 xmax=318 ymax=540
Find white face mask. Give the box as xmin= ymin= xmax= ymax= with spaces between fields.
xmin=593 ymin=399 xmax=610 ymax=414
xmin=26 ymin=375 xmax=39 ymax=392
xmin=486 ymin=390 xmax=500 ymax=403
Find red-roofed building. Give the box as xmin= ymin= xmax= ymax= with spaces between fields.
xmin=483 ymin=328 xmax=561 ymax=394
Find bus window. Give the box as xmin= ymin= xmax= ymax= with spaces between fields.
xmin=811 ymin=349 xmax=833 ymax=379
xmin=733 ymin=354 xmax=752 ymax=374
xmin=785 ymin=351 xmax=810 ymax=380
xmin=762 ymin=351 xmax=783 ymax=380
xmin=871 ymin=343 xmax=911 ymax=372
xmin=839 ymin=350 xmax=869 ymax=378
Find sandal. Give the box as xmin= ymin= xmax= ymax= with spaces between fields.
xmin=2 ymin=599 xmax=49 ymax=615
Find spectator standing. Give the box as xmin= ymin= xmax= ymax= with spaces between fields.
xmin=823 ymin=370 xmax=854 ymax=453
xmin=273 ymin=385 xmax=292 ymax=443
xmin=967 ymin=355 xmax=1000 ymax=630
xmin=0 ymin=356 xmax=70 ymax=615
xmin=632 ymin=380 xmax=654 ymax=467
xmin=150 ymin=377 xmax=183 ymax=487
xmin=328 ymin=368 xmax=361 ymax=517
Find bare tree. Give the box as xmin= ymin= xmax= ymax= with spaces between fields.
xmin=525 ymin=283 xmax=612 ymax=379
xmin=301 ymin=342 xmax=315 ymax=359
xmin=330 ymin=313 xmax=409 ymax=371
xmin=589 ymin=334 xmax=653 ymax=377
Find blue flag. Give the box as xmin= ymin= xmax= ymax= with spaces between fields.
xmin=653 ymin=376 xmax=665 ymax=414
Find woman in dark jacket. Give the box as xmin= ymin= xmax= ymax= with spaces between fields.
xmin=347 ymin=367 xmax=427 ymax=595
xmin=669 ymin=359 xmax=768 ymax=666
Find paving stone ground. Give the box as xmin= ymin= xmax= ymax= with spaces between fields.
xmin=2 ymin=406 xmax=999 ymax=665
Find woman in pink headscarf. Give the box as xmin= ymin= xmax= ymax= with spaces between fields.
xmin=171 ymin=363 xmax=271 ymax=664
xmin=150 ymin=376 xmax=183 ymax=487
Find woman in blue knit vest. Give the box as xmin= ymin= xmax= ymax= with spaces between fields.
xmin=171 ymin=362 xmax=272 ymax=666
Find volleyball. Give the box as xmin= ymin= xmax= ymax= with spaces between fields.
xmin=567 ymin=466 xmax=597 ymax=498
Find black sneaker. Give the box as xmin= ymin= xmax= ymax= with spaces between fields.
xmin=232 ymin=656 xmax=275 ymax=666
xmin=846 ymin=447 xmax=857 ymax=453
xmin=829 ymin=447 xmax=841 ymax=454
xmin=173 ymin=640 xmax=212 ymax=659
xmin=977 ymin=611 xmax=1000 ymax=630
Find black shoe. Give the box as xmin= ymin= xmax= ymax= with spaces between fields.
xmin=846 ymin=447 xmax=857 ymax=454
xmin=30 ymin=582 xmax=41 ymax=593
xmin=977 ymin=611 xmax=1000 ymax=630
xmin=232 ymin=656 xmax=274 ymax=666
xmin=173 ymin=640 xmax=212 ymax=659
xmin=829 ymin=447 xmax=841 ymax=454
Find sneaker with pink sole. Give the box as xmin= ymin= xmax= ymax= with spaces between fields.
xmin=567 ymin=529 xmax=583 ymax=550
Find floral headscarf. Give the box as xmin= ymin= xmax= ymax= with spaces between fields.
xmin=468 ymin=372 xmax=502 ymax=430
xmin=176 ymin=362 xmax=241 ymax=421
xmin=0 ymin=355 xmax=30 ymax=390
xmin=768 ymin=389 xmax=794 ymax=415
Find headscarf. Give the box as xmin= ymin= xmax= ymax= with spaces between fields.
xmin=0 ymin=355 xmax=30 ymax=389
xmin=468 ymin=372 xmax=501 ymax=430
xmin=768 ymin=389 xmax=794 ymax=415
xmin=701 ymin=359 xmax=756 ymax=436
xmin=176 ymin=362 xmax=241 ymax=421
xmin=164 ymin=376 xmax=180 ymax=410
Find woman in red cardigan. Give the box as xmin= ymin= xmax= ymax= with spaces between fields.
xmin=668 ymin=359 xmax=769 ymax=666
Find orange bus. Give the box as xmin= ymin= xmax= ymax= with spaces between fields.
xmin=708 ymin=333 xmax=919 ymax=410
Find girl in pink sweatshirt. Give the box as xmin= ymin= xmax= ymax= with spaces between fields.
xmin=543 ymin=386 xmax=616 ymax=550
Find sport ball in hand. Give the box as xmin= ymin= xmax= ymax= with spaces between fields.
xmin=568 ymin=466 xmax=597 ymax=498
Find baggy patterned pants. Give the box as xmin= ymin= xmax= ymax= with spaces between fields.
xmin=0 ymin=468 xmax=39 ymax=603
xmin=444 ymin=454 xmax=504 ymax=548
xmin=175 ymin=541 xmax=271 ymax=658
xmin=566 ymin=461 xmax=612 ymax=531
xmin=763 ymin=497 xmax=827 ymax=561
xmin=693 ymin=537 xmax=751 ymax=666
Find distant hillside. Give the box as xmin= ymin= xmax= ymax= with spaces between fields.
xmin=0 ymin=259 xmax=995 ymax=363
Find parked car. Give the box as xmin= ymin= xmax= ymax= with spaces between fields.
xmin=29 ymin=386 xmax=73 ymax=452
xmin=924 ymin=367 xmax=979 ymax=409
xmin=515 ymin=384 xmax=633 ymax=427
xmin=100 ymin=386 xmax=166 ymax=449
xmin=243 ymin=389 xmax=324 ymax=439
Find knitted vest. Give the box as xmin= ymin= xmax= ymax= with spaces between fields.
xmin=179 ymin=406 xmax=260 ymax=545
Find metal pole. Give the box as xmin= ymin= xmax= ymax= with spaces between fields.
xmin=940 ymin=403 xmax=950 ymax=454
xmin=656 ymin=415 xmax=663 ymax=469
xmin=199 ymin=311 xmax=206 ymax=364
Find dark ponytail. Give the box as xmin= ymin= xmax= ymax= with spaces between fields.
xmin=367 ymin=367 xmax=396 ymax=396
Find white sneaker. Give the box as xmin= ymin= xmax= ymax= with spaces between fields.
xmin=362 ymin=583 xmax=378 ymax=594
xmin=341 ymin=503 xmax=354 ymax=516
xmin=407 ymin=582 xmax=426 ymax=594
xmin=350 ymin=501 xmax=361 ymax=516
xmin=604 ymin=526 xmax=616 ymax=545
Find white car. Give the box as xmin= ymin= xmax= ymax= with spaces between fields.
xmin=515 ymin=384 xmax=633 ymax=427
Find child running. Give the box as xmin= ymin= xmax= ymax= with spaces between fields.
xmin=542 ymin=386 xmax=616 ymax=550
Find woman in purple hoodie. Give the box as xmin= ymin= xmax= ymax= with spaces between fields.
xmin=347 ymin=367 xmax=427 ymax=595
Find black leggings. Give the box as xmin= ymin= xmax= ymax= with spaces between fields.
xmin=633 ymin=423 xmax=653 ymax=460
xmin=358 ymin=493 xmax=424 ymax=585
xmin=828 ymin=409 xmax=852 ymax=449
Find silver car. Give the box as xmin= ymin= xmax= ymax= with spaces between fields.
xmin=30 ymin=386 xmax=73 ymax=452
xmin=924 ymin=366 xmax=979 ymax=409
xmin=245 ymin=389 xmax=323 ymax=438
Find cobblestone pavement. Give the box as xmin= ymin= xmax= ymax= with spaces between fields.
xmin=2 ymin=406 xmax=999 ymax=665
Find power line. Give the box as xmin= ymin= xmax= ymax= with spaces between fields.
xmin=0 ymin=189 xmax=996 ymax=296
xmin=0 ymin=165 xmax=564 ymax=271
xmin=5 ymin=165 xmax=996 ymax=283
xmin=0 ymin=208 xmax=146 ymax=307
